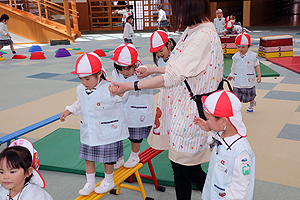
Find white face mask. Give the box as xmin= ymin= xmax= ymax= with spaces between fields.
xmin=230 ymin=19 xmax=235 ymax=23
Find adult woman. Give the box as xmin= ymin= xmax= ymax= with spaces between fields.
xmin=111 ymin=0 xmax=223 ymax=199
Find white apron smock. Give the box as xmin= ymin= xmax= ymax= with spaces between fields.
xmin=231 ymin=51 xmax=257 ymax=88
xmin=77 ymin=80 xmax=129 ymax=146
xmin=202 ymin=136 xmax=255 ymax=200
xmin=0 ymin=183 xmax=53 ymax=200
xmin=112 ymin=70 xmax=153 ymax=128
xmin=147 ymin=57 xmax=173 ymax=150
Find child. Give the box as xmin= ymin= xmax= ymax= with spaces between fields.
xmin=111 ymin=43 xmax=153 ymax=169
xmin=113 ymin=5 xmax=132 ymax=27
xmin=0 ymin=139 xmax=53 ymax=200
xmin=0 ymin=14 xmax=17 ymax=55
xmin=222 ymin=20 xmax=242 ymax=36
xmin=230 ymin=14 xmax=250 ymax=33
xmin=194 ymin=90 xmax=255 ymax=200
xmin=214 ymin=9 xmax=225 ymax=34
xmin=60 ymin=52 xmax=129 ymax=195
xmin=123 ymin=15 xmax=134 ymax=44
xmin=157 ymin=5 xmax=169 ymax=33
xmin=227 ymin=33 xmax=261 ymax=112
xmin=136 ymin=30 xmax=176 ymax=149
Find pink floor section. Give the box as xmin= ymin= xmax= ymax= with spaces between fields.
xmin=266 ymin=56 xmax=300 ymax=74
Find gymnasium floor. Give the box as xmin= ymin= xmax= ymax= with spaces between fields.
xmin=1 ymin=26 xmax=300 ymax=200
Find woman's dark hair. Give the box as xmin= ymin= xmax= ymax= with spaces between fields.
xmin=0 ymin=14 xmax=9 ymax=22
xmin=114 ymin=62 xmax=135 ymax=74
xmin=157 ymin=5 xmax=163 ymax=10
xmin=169 ymin=0 xmax=210 ymax=30
xmin=0 ymin=146 xmax=33 ymax=183
xmin=153 ymin=38 xmax=176 ymax=66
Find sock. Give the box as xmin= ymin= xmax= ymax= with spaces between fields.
xmin=104 ymin=172 xmax=114 ymax=183
xmin=12 ymin=51 xmax=16 ymax=54
xmin=131 ymin=150 xmax=139 ymax=158
xmin=86 ymin=172 xmax=96 ymax=185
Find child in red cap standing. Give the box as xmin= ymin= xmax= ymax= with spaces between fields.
xmin=111 ymin=43 xmax=154 ymax=169
xmin=194 ymin=90 xmax=255 ymax=200
xmin=60 ymin=53 xmax=129 ymax=195
xmin=214 ymin=9 xmax=225 ymax=34
xmin=227 ymin=33 xmax=261 ymax=112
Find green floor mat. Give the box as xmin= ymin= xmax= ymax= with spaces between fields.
xmin=223 ymin=59 xmax=280 ymax=78
xmin=34 ymin=128 xmax=208 ymax=187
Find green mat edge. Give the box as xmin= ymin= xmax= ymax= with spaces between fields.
xmin=36 ymin=128 xmax=209 ymax=188
xmin=223 ymin=59 xmax=280 ymax=78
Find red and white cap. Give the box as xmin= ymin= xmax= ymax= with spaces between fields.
xmin=225 ymin=21 xmax=234 ymax=29
xmin=71 ymin=52 xmax=108 ymax=79
xmin=202 ymin=90 xmax=247 ymax=137
xmin=150 ymin=30 xmax=169 ymax=53
xmin=9 ymin=139 xmax=46 ymax=188
xmin=216 ymin=9 xmax=223 ymax=13
xmin=111 ymin=43 xmax=140 ymax=66
xmin=225 ymin=16 xmax=230 ymax=22
xmin=235 ymin=32 xmax=251 ymax=46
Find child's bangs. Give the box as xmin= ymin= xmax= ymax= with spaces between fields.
xmin=0 ymin=146 xmax=32 ymax=170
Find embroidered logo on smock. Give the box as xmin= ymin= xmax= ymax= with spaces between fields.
xmin=242 ymin=164 xmax=251 ymax=175
xmin=140 ymin=115 xmax=145 ymax=122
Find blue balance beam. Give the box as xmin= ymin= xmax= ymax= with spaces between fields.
xmin=0 ymin=113 xmax=61 ymax=147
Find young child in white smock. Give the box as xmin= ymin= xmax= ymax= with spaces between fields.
xmin=214 ymin=9 xmax=225 ymax=34
xmin=194 ymin=90 xmax=255 ymax=200
xmin=111 ymin=43 xmax=154 ymax=169
xmin=227 ymin=33 xmax=261 ymax=112
xmin=0 ymin=14 xmax=17 ymax=55
xmin=123 ymin=15 xmax=134 ymax=44
xmin=60 ymin=53 xmax=129 ymax=195
xmin=136 ymin=30 xmax=176 ymax=149
xmin=0 ymin=139 xmax=53 ymax=200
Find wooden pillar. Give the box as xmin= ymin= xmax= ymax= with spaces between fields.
xmin=210 ymin=2 xmax=217 ymax=22
xmin=9 ymin=0 xmax=12 ymax=10
xmin=243 ymin=0 xmax=251 ymax=27
xmin=70 ymin=0 xmax=78 ymax=31
xmin=14 ymin=0 xmax=17 ymax=8
xmin=37 ymin=0 xmax=42 ymax=22
xmin=63 ymin=0 xmax=71 ymax=35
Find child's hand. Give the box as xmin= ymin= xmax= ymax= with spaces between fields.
xmin=60 ymin=110 xmax=71 ymax=122
xmin=109 ymin=84 xmax=119 ymax=93
xmin=193 ymin=117 xmax=210 ymax=132
xmin=136 ymin=67 xmax=147 ymax=75
xmin=257 ymin=76 xmax=261 ymax=83
xmin=227 ymin=76 xmax=233 ymax=81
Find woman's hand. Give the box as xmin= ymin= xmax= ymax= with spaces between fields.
xmin=193 ymin=117 xmax=210 ymax=132
xmin=109 ymin=82 xmax=132 ymax=95
xmin=227 ymin=76 xmax=233 ymax=81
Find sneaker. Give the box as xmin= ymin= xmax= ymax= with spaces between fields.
xmin=79 ymin=182 xmax=96 ymax=196
xmin=114 ymin=157 xmax=124 ymax=169
xmin=247 ymin=101 xmax=256 ymax=112
xmin=124 ymin=156 xmax=140 ymax=168
xmin=94 ymin=180 xmax=115 ymax=194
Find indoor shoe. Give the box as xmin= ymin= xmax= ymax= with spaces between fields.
xmin=79 ymin=182 xmax=96 ymax=196
xmin=247 ymin=101 xmax=256 ymax=112
xmin=94 ymin=180 xmax=115 ymax=194
xmin=114 ymin=157 xmax=124 ymax=169
xmin=124 ymin=156 xmax=140 ymax=168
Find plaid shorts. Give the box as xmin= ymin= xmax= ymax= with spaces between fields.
xmin=128 ymin=126 xmax=152 ymax=140
xmin=0 ymin=39 xmax=13 ymax=46
xmin=233 ymin=86 xmax=256 ymax=103
xmin=79 ymin=141 xmax=123 ymax=163
xmin=158 ymin=20 xmax=169 ymax=27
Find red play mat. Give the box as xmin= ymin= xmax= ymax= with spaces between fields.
xmin=266 ymin=56 xmax=300 ymax=74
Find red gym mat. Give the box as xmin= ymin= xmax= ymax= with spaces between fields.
xmin=266 ymin=56 xmax=300 ymax=74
